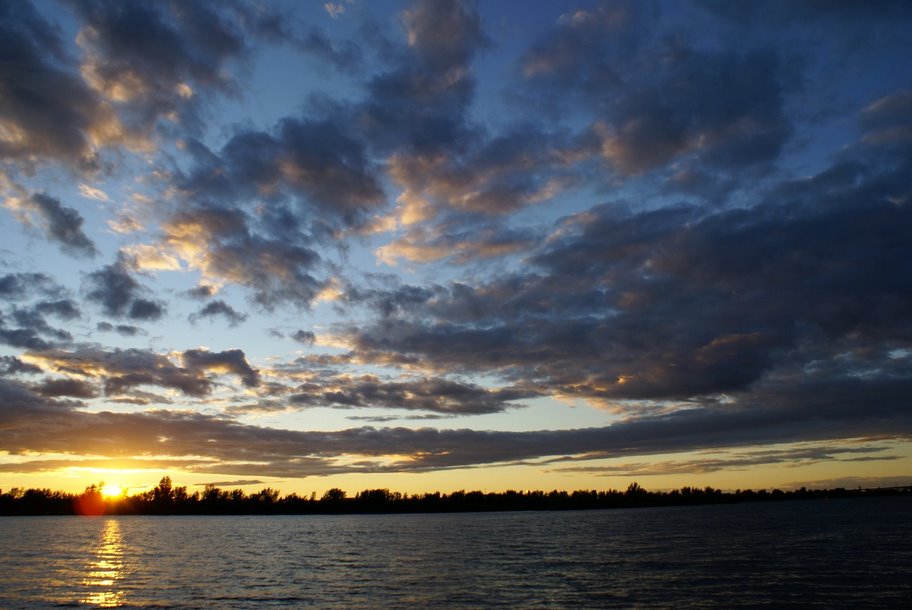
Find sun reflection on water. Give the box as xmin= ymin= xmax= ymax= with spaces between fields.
xmin=81 ymin=519 xmax=127 ymax=608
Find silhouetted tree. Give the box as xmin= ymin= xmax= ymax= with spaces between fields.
xmin=75 ymin=484 xmax=105 ymax=516
xmin=1 ymin=480 xmax=910 ymax=516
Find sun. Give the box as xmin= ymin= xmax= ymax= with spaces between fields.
xmin=101 ymin=483 xmax=124 ymax=498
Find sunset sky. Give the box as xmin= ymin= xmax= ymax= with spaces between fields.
xmin=2 ymin=0 xmax=911 ymax=497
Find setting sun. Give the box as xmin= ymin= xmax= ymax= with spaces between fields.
xmin=101 ymin=484 xmax=123 ymax=498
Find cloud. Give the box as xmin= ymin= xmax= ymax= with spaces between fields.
xmin=78 ymin=183 xmax=110 ymax=202
xmin=600 ymin=47 xmax=792 ymax=173
xmin=0 ymin=355 xmax=42 ymax=375
xmin=33 ymin=377 xmax=98 ymax=399
xmin=194 ymin=479 xmax=265 ymax=488
xmin=341 ymin=108 xmax=912 ymax=406
xmin=186 ymin=285 xmax=217 ymax=300
xmin=0 ymin=272 xmax=64 ymax=301
xmin=35 ymin=299 xmax=81 ymax=320
xmin=376 ymin=217 xmax=539 ymax=265
xmin=296 ymin=27 xmax=361 ymax=71
xmin=0 ymin=1 xmax=129 ymax=170
xmin=68 ymin=0 xmax=296 ymax=136
xmin=1 ymin=372 xmax=910 ymax=477
xmin=6 ymin=192 xmax=98 ymax=257
xmin=96 ymin=321 xmax=143 ymax=336
xmin=26 ymin=346 xmax=214 ymax=398
xmin=0 ymin=303 xmax=73 ymax=350
xmin=8 ymin=307 xmax=72 ymax=343
xmin=291 ymin=330 xmax=316 ymax=345
xmin=519 ymin=2 xmax=793 ymax=176
xmin=0 ymin=0 xmax=910 ymax=487
xmin=0 ymin=327 xmax=52 ymax=350
xmin=181 ymin=348 xmax=260 ymax=388
xmin=178 ymin=116 xmax=384 ymax=222
xmin=375 ymin=126 xmax=589 ymax=265
xmin=84 ymin=253 xmax=166 ymax=320
xmin=137 ymin=119 xmax=380 ymax=307
xmin=547 ymin=444 xmax=900 ymax=477
xmin=402 ymin=0 xmax=489 ymax=70
xmin=154 ymin=204 xmax=325 ymax=309
xmin=698 ymin=0 xmax=912 ymax=27
xmin=189 ymin=300 xmax=248 ymax=327
xmin=520 ymin=0 xmax=653 ymax=99
xmin=0 ymin=457 xmax=210 ymax=474
xmin=287 ymin=374 xmax=531 ymax=415
xmin=357 ymin=0 xmax=488 ymax=155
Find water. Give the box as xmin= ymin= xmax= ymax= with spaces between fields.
xmin=1 ymin=497 xmax=910 ymax=608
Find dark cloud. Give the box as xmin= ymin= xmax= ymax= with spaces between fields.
xmin=9 ymin=307 xmax=72 ymax=343
xmin=698 ymin=0 xmax=912 ymax=27
xmin=599 ymin=46 xmax=791 ymax=174
xmin=358 ymin=2 xmax=584 ymax=264
xmin=0 ymin=457 xmax=206 ymax=474
xmin=342 ymin=278 xmax=436 ymax=318
xmin=179 ymin=116 xmax=384 ymax=222
xmin=189 ymin=300 xmax=247 ymax=327
xmin=27 ymin=346 xmax=214 ymax=398
xmin=1 ymin=0 xmax=910 ymax=486
xmin=0 ymin=0 xmax=314 ymax=177
xmin=186 ymin=284 xmax=216 ymax=299
xmin=520 ymin=2 xmax=793 ymax=175
xmin=341 ymin=114 xmax=912 ymax=405
xmin=0 ymin=303 xmax=72 ymax=350
xmin=96 ymin=321 xmax=143 ymax=336
xmin=182 ymin=348 xmax=260 ymax=388
xmin=288 ymin=375 xmax=531 ymax=415
xmin=35 ymin=299 xmax=81 ymax=320
xmin=0 ymin=355 xmax=42 ymax=375
xmin=402 ymin=0 xmax=489 ymax=70
xmin=357 ymin=0 xmax=487 ymax=155
xmin=0 ymin=327 xmax=51 ymax=350
xmin=296 ymin=28 xmax=361 ymax=71
xmin=84 ymin=253 xmax=166 ymax=320
xmin=66 ymin=0 xmax=294 ymax=135
xmin=0 ymin=1 xmax=121 ymax=170
xmin=0 ymin=273 xmax=64 ymax=301
xmin=33 ymin=377 xmax=98 ymax=399
xmin=16 ymin=193 xmax=98 ymax=257
xmin=1 ymin=371 xmax=910 ymax=476
xmin=377 ymin=126 xmax=585 ymax=264
xmin=127 ymin=298 xmax=164 ymax=320
xmin=156 ymin=205 xmax=324 ymax=309
xmin=291 ymin=330 xmax=315 ymax=345
xmin=378 ymin=215 xmax=541 ymax=265
xmin=519 ymin=0 xmax=656 ymax=110
xmin=861 ymin=89 xmax=912 ymax=128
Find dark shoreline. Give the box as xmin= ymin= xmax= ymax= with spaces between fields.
xmin=2 ymin=479 xmax=910 ymax=516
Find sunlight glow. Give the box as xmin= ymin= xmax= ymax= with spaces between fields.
xmin=101 ymin=484 xmax=123 ymax=498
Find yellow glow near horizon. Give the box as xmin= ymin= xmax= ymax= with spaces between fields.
xmin=101 ymin=484 xmax=123 ymax=498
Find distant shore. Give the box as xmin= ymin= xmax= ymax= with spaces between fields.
xmin=2 ymin=478 xmax=910 ymax=516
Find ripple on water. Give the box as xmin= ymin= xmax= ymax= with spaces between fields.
xmin=0 ymin=498 xmax=910 ymax=609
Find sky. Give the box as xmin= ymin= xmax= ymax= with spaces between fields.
xmin=1 ymin=0 xmax=911 ymax=497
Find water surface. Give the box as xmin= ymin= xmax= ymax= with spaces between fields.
xmin=1 ymin=497 xmax=909 ymax=608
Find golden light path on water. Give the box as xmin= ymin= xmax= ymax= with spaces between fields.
xmin=81 ymin=519 xmax=126 ymax=608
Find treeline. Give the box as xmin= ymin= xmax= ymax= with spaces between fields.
xmin=1 ymin=478 xmax=909 ymax=516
